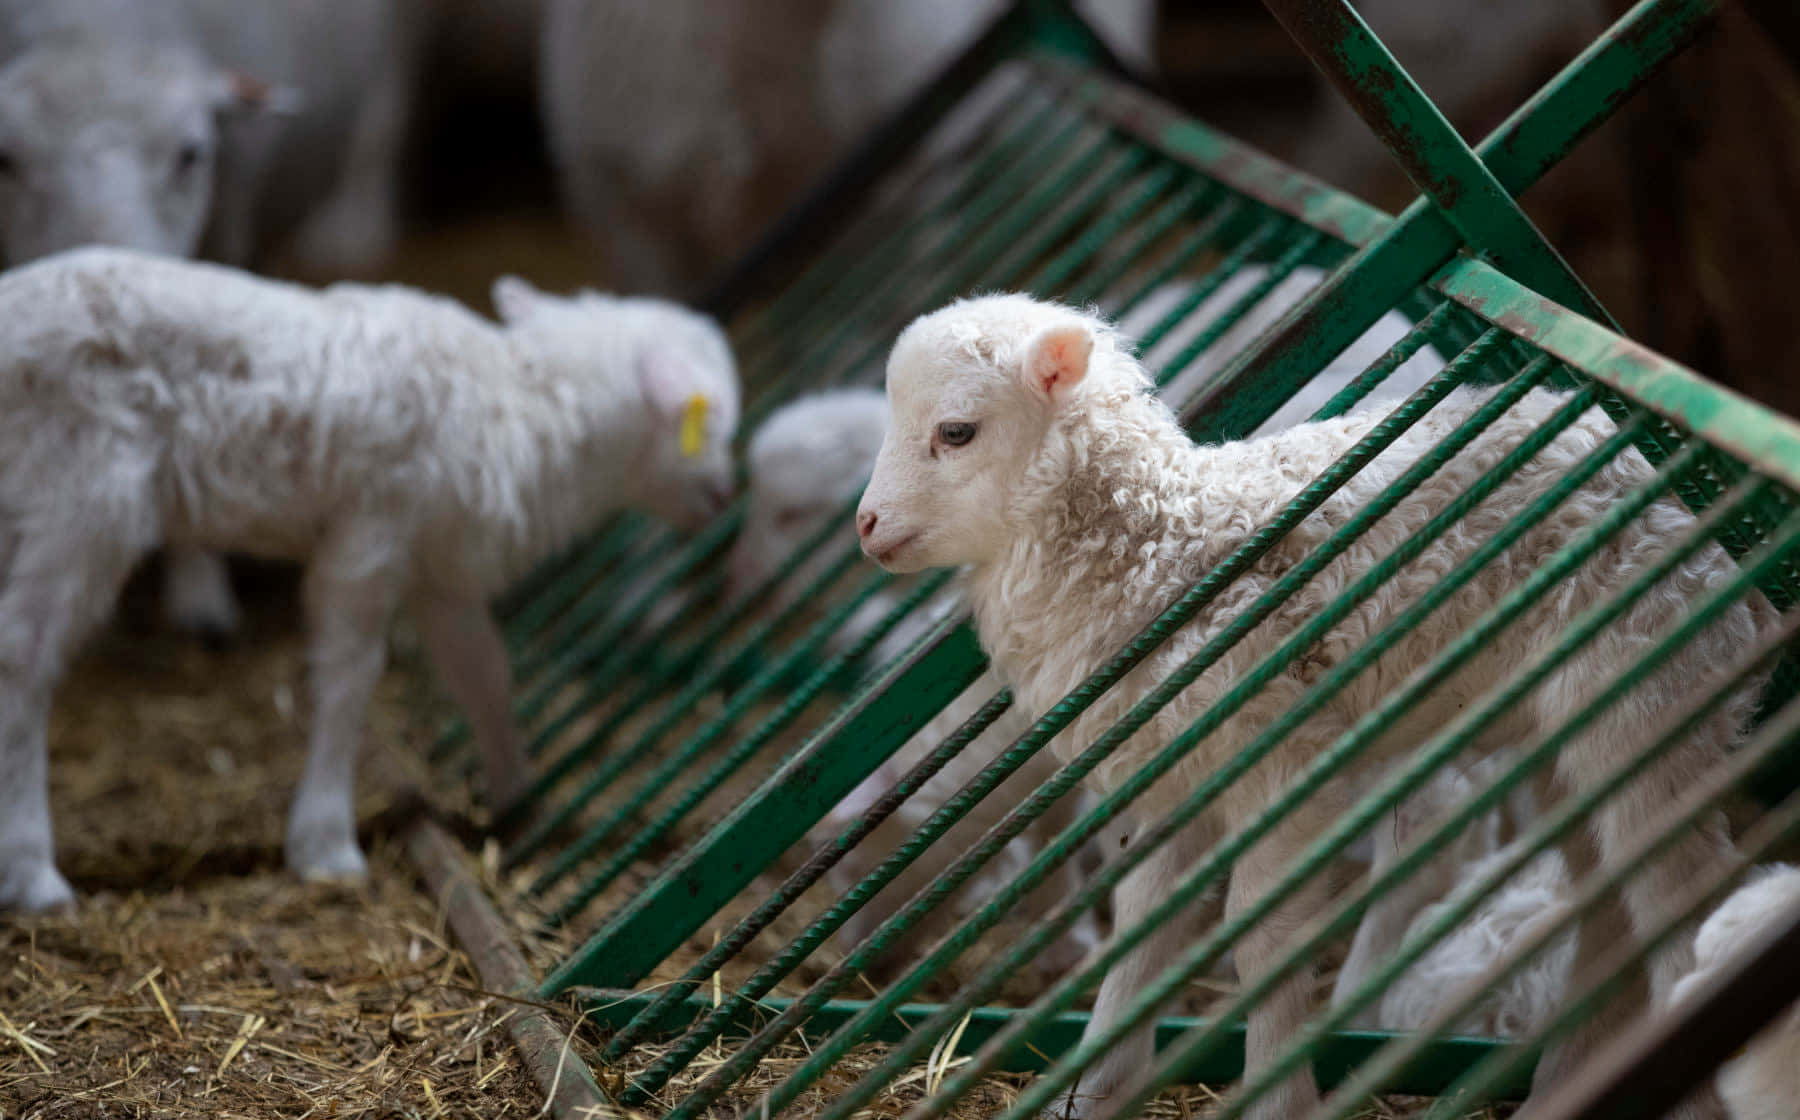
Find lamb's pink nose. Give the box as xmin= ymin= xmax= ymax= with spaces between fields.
xmin=856 ymin=509 xmax=878 ymax=540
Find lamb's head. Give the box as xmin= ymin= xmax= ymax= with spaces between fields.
xmin=0 ymin=40 xmax=295 ymax=265
xmin=857 ymin=294 xmax=1142 ymax=572
xmin=728 ymin=388 xmax=889 ymax=596
xmin=493 ymin=275 xmax=741 ymax=531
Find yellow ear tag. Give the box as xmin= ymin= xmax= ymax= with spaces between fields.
xmin=680 ymin=393 xmax=710 ymax=458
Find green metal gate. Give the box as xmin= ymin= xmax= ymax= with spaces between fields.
xmin=423 ymin=1 xmax=1800 ymax=1116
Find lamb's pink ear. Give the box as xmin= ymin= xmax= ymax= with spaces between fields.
xmin=1021 ymin=323 xmax=1094 ymax=404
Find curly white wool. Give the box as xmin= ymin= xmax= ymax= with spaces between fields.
xmin=1372 ymin=844 xmax=1574 ymax=1038
xmin=1672 ymin=864 xmax=1800 ymax=1120
xmin=0 ymin=247 xmax=739 ymax=913
xmin=856 ymin=292 xmax=1769 ymax=1120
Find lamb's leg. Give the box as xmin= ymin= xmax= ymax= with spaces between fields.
xmin=1334 ymin=768 xmax=1482 ymax=1024
xmin=0 ymin=512 xmax=155 ymax=911
xmin=1540 ymin=672 xmax=1739 ymax=1120
xmin=1527 ymin=809 xmax=1646 ymax=1093
xmin=1050 ymin=818 xmax=1215 ymax=1120
xmin=160 ymin=546 xmax=240 ymax=644
xmin=1219 ymin=809 xmax=1331 ymax=1120
xmin=413 ymin=588 xmax=530 ymax=813
xmin=286 ymin=528 xmax=405 ymax=882
xmin=1334 ymin=812 xmax=1438 ymax=1025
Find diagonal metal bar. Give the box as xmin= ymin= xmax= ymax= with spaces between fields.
xmin=1261 ymin=0 xmax=1614 ymax=327
xmin=1170 ymin=0 xmax=1720 ymax=442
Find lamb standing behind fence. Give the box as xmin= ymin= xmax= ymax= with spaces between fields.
xmin=0 ymin=248 xmax=738 ymax=914
xmin=855 ymin=294 xmax=1773 ymax=1120
xmin=730 ymin=277 xmax=1480 ymax=982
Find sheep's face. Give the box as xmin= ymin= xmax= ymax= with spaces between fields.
xmin=0 ymin=43 xmax=292 ymax=267
xmin=859 ymin=295 xmax=1099 ymax=573
xmin=726 ymin=390 xmax=888 ymax=598
xmin=494 ymin=278 xmax=741 ymax=532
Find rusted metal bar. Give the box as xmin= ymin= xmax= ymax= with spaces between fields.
xmin=406 ymin=819 xmax=611 ymax=1119
xmin=1259 ymin=0 xmax=1612 ymax=328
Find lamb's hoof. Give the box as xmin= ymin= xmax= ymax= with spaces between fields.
xmin=286 ymin=826 xmax=369 ymax=884
xmin=0 ymin=861 xmax=76 ymax=913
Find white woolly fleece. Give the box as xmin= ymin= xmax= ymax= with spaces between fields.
xmin=859 ymin=291 xmax=1771 ymax=1120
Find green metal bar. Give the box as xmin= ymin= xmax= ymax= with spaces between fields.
xmin=506 ymin=507 xmax=741 ymax=730
xmin=1021 ymin=159 xmax=1183 ymax=296
xmin=1162 ymin=0 xmax=1718 ymax=443
xmin=520 ymin=518 xmax=862 ymax=763
xmin=1095 ymin=195 xmax=1247 ymax=330
xmin=1031 ymin=55 xmax=1391 ymax=250
xmin=1433 ymin=255 xmax=1800 ymax=498
xmin=1309 ymin=302 xmax=1459 ymax=422
xmin=509 ymin=536 xmax=879 ymax=872
xmin=1227 ymin=631 xmax=1794 ymax=1120
xmin=753 ymin=110 xmax=1103 ymax=410
xmin=1112 ymin=494 xmax=1792 ymax=1120
xmin=1154 ymin=228 xmax=1329 ymax=405
xmin=1405 ymin=712 xmax=1800 ymax=1120
xmin=804 ymin=126 xmax=1132 ymax=395
xmin=502 ymin=548 xmax=870 ymax=858
xmin=576 ymin=988 xmax=1516 ymax=1100
xmin=504 ymin=514 xmax=644 ymax=644
xmin=1419 ymin=779 xmax=1800 ymax=1120
xmin=735 ymin=87 xmax=1063 ymax=395
xmin=496 ymin=491 xmax=868 ymax=824
xmin=604 ymin=685 xmax=1018 ymax=1063
xmin=1261 ymin=0 xmax=1612 ymax=327
xmin=495 ymin=515 xmax=619 ymax=625
xmin=531 ymin=568 xmax=953 ymax=913
xmin=730 ymin=75 xmax=1047 ymax=363
xmin=1060 ymin=181 xmax=1216 ymax=308
xmin=535 ymin=612 xmax=989 ymax=993
xmin=1127 ymin=212 xmax=1291 ymax=376
xmin=668 ymin=341 xmax=1517 ymax=1117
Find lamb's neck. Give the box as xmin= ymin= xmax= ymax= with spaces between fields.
xmin=967 ymin=396 xmax=1224 ymax=687
xmin=452 ymin=342 xmax=649 ymax=590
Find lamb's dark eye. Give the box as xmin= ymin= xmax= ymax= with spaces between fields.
xmin=0 ymin=149 xmax=17 ymax=179
xmin=937 ymin=421 xmax=977 ymax=447
xmin=173 ymin=142 xmax=205 ymax=177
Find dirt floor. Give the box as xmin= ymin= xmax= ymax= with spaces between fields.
xmin=0 ymin=557 xmax=557 ymax=1120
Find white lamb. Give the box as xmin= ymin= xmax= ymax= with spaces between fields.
xmin=855 ymin=293 xmax=1770 ymax=1120
xmin=0 ymin=247 xmax=739 ymax=913
xmin=1671 ymin=864 xmax=1800 ymax=1120
xmin=738 ymin=278 xmax=1459 ymax=977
